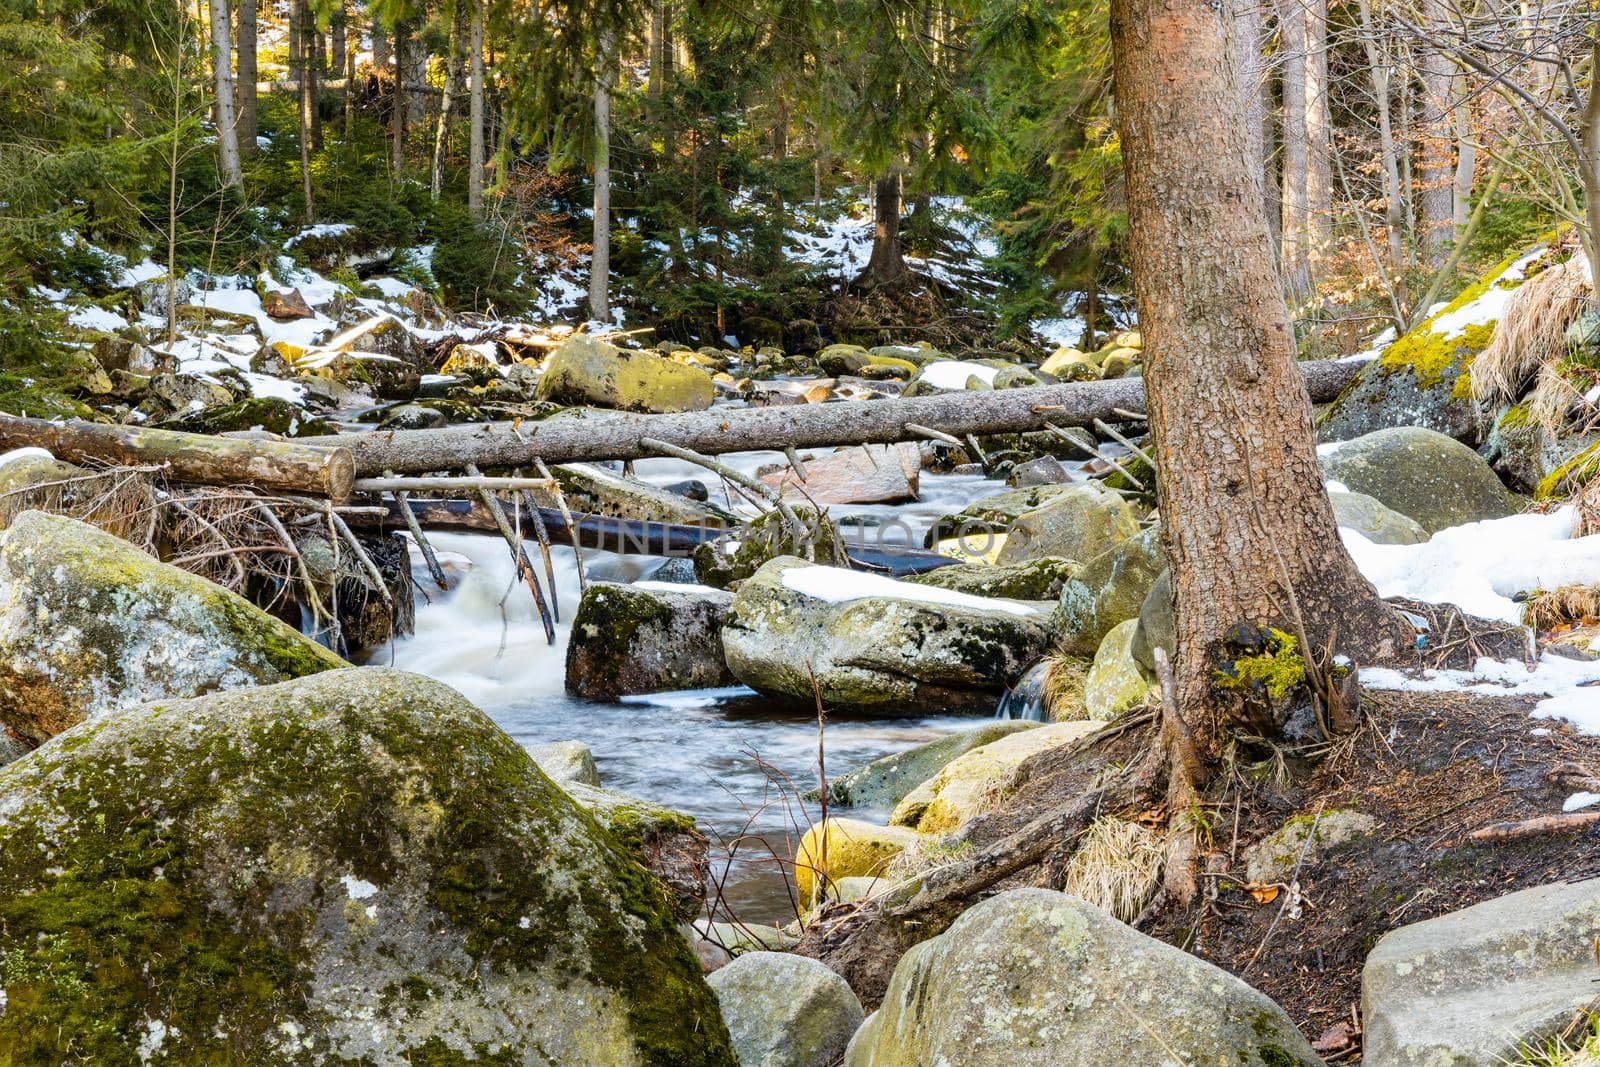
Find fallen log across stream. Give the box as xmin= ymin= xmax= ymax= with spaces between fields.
xmin=298 ymin=357 xmax=1369 ymax=475
xmin=0 ymin=413 xmax=356 ymax=500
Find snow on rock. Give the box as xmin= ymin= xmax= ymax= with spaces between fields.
xmin=1426 ymin=248 xmax=1547 ymax=338
xmin=1343 ymin=508 xmax=1600 ymax=625
xmin=919 ymin=360 xmax=1000 ymax=390
xmin=0 ymin=448 xmax=55 ymax=470
xmin=780 ymin=564 xmax=1040 ymax=617
xmin=66 ymin=305 xmax=128 ymax=332
xmin=283 ymin=222 xmax=355 ymax=248
xmin=1563 ymin=792 xmax=1600 ymax=812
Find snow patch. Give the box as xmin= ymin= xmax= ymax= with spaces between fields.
xmin=919 ymin=360 xmax=1000 ymax=390
xmin=1564 ymin=791 xmax=1600 ymax=812
xmin=341 ymin=874 xmax=378 ymax=900
xmin=781 ymin=564 xmax=1040 ymax=616
xmin=0 ymin=448 xmax=54 ymax=470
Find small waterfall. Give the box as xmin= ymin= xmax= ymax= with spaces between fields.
xmin=995 ymin=660 xmax=1051 ymax=722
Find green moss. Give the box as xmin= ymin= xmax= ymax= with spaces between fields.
xmin=1535 ymin=441 xmax=1600 ymax=500
xmin=1498 ymin=401 xmax=1534 ymax=431
xmin=1215 ymin=628 xmax=1306 ymax=700
xmin=1376 ymin=254 xmax=1518 ymax=389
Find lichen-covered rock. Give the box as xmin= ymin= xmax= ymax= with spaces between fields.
xmin=1130 ymin=567 xmax=1173 ymax=673
xmin=0 ymin=510 xmax=342 ymax=752
xmin=555 ymin=461 xmax=736 ymax=526
xmin=904 ymin=556 xmax=1080 ymax=601
xmin=1482 ymin=401 xmax=1600 ymax=496
xmin=1363 ymin=878 xmax=1600 ymax=1067
xmin=794 ymin=817 xmax=922 ymax=902
xmin=1329 ymin=489 xmax=1428 ymax=544
xmin=708 ymin=952 xmax=865 ymax=1067
xmin=947 ymin=483 xmax=1086 ymax=527
xmin=296 ymin=527 xmax=414 ymax=652
xmin=566 ymin=581 xmax=737 ymax=699
xmin=537 ymin=336 xmax=715 ymax=413
xmin=1318 ymin=251 xmax=1537 ymax=446
xmin=0 ymin=451 xmax=85 ymax=519
xmin=721 ymin=557 xmax=1051 ymax=713
xmin=529 ymin=739 xmax=602 ymax=786
xmin=0 ymin=668 xmax=734 ymax=1065
xmin=995 ymin=483 xmax=1138 ymax=565
xmin=846 ymin=888 xmax=1321 ymax=1066
xmin=889 ymin=720 xmax=1103 ymax=834
xmin=1053 ymin=525 xmax=1165 ymax=655
xmin=563 ymin=781 xmax=710 ymax=919
xmin=1321 ymin=426 xmax=1518 ymax=533
xmin=1082 ymin=618 xmax=1155 ymax=721
xmin=694 ymin=508 xmax=844 ymax=589
xmin=1244 ymin=809 xmax=1377 ymax=885
xmin=825 ymin=721 xmax=1040 ymax=811
xmin=1039 ymin=347 xmax=1097 ymax=380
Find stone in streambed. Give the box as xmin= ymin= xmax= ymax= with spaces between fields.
xmin=0 ymin=667 xmax=734 ymax=1065
xmin=996 ymin=483 xmax=1138 ymax=565
xmin=0 ymin=510 xmax=341 ymax=756
xmin=566 ymin=580 xmax=737 ymax=700
xmin=794 ymin=817 xmax=921 ymax=903
xmin=1053 ymin=525 xmax=1165 ymax=655
xmin=1081 ymin=618 xmax=1156 ymax=721
xmin=1320 ymin=426 xmax=1517 ymax=533
xmin=709 ymin=952 xmax=865 ymax=1067
xmin=846 ymin=888 xmax=1320 ymax=1066
xmin=530 ymin=739 xmax=602 ymax=786
xmin=536 ymin=336 xmax=715 ymax=413
xmin=824 ymin=720 xmax=1041 ymax=810
xmin=904 ymin=556 xmax=1080 ymax=602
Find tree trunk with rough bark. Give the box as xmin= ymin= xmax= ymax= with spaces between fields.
xmin=431 ymin=0 xmax=467 ymax=199
xmin=295 ymin=0 xmax=315 ymax=219
xmin=210 ymin=0 xmax=241 ymax=187
xmin=648 ymin=0 xmax=666 ymax=96
xmin=1279 ymin=0 xmax=1310 ymax=293
xmin=1306 ymin=0 xmax=1332 ymax=249
xmin=1113 ymin=0 xmax=1410 ymax=759
xmin=392 ymin=20 xmax=409 ymax=174
xmin=236 ymin=0 xmax=257 ymax=153
xmin=468 ymin=0 xmax=485 ymax=215
xmin=589 ymin=30 xmax=614 ymax=322
xmin=856 ymin=173 xmax=910 ymax=288
xmin=1417 ymin=0 xmax=1455 ymax=263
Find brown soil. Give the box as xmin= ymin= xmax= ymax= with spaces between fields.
xmin=961 ymin=685 xmax=1600 ymax=1059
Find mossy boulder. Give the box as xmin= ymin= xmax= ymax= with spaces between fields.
xmin=1318 ymin=253 xmax=1532 ymax=446
xmin=1082 ymin=618 xmax=1156 ymax=721
xmin=529 ymin=739 xmax=601 ymax=786
xmin=320 ymin=318 xmax=427 ymax=401
xmin=824 ymin=720 xmax=1041 ymax=811
xmin=888 ymin=720 xmax=1103 ymax=835
xmin=561 ymin=781 xmax=709 ymax=920
xmin=995 ymin=483 xmax=1138 ymax=565
xmin=555 ymin=461 xmax=735 ymax=527
xmin=794 ymin=817 xmax=922 ymax=902
xmin=1130 ymin=568 xmax=1174 ymax=673
xmin=694 ymin=508 xmax=843 ymax=588
xmin=1244 ymin=809 xmax=1377 ymax=885
xmin=0 ymin=667 xmax=734 ymax=1065
xmin=0 ymin=510 xmax=342 ymax=753
xmin=904 ymin=556 xmax=1080 ymax=601
xmin=537 ymin=336 xmax=715 ymax=413
xmin=1321 ymin=426 xmax=1518 ymax=533
xmin=1053 ymin=525 xmax=1165 ymax=655
xmin=1328 ymin=489 xmax=1428 ymax=544
xmin=566 ymin=581 xmax=737 ymax=700
xmin=1483 ymin=401 xmax=1600 ymax=496
xmin=708 ymin=952 xmax=865 ymax=1067
xmin=1039 ymin=347 xmax=1097 ymax=381
xmin=721 ymin=557 xmax=1052 ymax=714
xmin=0 ymin=451 xmax=84 ymax=509
xmin=845 ymin=888 xmax=1321 ymax=1066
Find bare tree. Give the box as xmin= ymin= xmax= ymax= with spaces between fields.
xmin=432 ymin=0 xmax=468 ymax=199
xmin=209 ymin=0 xmax=241 ymax=187
xmin=590 ymin=30 xmax=615 ymax=322
xmin=236 ymin=0 xmax=257 ymax=154
xmin=468 ymin=0 xmax=486 ymax=214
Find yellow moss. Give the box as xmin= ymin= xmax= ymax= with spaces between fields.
xmin=1215 ymin=628 xmax=1306 ymax=700
xmin=1377 ymin=255 xmax=1519 ymax=387
xmin=1535 ymin=442 xmax=1600 ymax=501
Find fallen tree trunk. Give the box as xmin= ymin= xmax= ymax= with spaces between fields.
xmin=300 ymin=358 xmax=1368 ymax=475
xmin=0 ymin=413 xmax=356 ymax=500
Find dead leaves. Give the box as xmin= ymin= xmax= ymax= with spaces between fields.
xmin=1243 ymin=882 xmax=1281 ymax=905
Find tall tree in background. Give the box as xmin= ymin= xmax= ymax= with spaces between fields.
xmin=432 ymin=0 xmax=468 ymax=199
xmin=1111 ymin=0 xmax=1410 ymax=758
xmin=1417 ymin=0 xmax=1455 ymax=262
xmin=209 ymin=0 xmax=241 ymax=186
xmin=236 ymin=0 xmax=257 ymax=154
xmin=467 ymin=0 xmax=485 ymax=214
xmin=589 ymin=29 xmax=613 ymax=320
xmin=1279 ymin=0 xmax=1310 ymax=291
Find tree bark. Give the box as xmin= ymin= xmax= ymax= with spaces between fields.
xmin=392 ymin=19 xmax=409 ymax=174
xmin=432 ymin=0 xmax=467 ymax=200
xmin=330 ymin=5 xmax=346 ymax=81
xmin=236 ymin=0 xmax=257 ymax=154
xmin=856 ymin=172 xmax=910 ymax=288
xmin=589 ymin=30 xmax=614 ymax=322
xmin=295 ymin=0 xmax=315 ymax=219
xmin=1357 ymin=0 xmax=1411 ymax=307
xmin=1418 ymin=0 xmax=1455 ymax=263
xmin=0 ymin=414 xmax=356 ymax=500
xmin=1232 ymin=0 xmax=1272 ymax=242
xmin=1453 ymin=97 xmax=1476 ymax=232
xmin=1305 ymin=0 xmax=1332 ymax=249
xmin=468 ymin=0 xmax=485 ymax=215
xmin=1279 ymin=0 xmax=1310 ymax=293
xmin=210 ymin=0 xmax=242 ymax=187
xmin=295 ymin=359 xmax=1366 ymax=474
xmin=648 ymin=0 xmax=666 ymax=96
xmin=1112 ymin=0 xmax=1409 ymax=758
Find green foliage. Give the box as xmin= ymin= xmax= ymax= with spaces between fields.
xmin=428 ymin=201 xmax=529 ymax=314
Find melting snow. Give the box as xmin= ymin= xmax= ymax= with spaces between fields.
xmin=781 ymin=564 xmax=1040 ymax=616
xmin=919 ymin=360 xmax=999 ymax=390
xmin=341 ymin=874 xmax=378 ymax=900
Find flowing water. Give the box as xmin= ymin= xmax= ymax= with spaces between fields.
xmin=383 ymin=455 xmax=1034 ymax=923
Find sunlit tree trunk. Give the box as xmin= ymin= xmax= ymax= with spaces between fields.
xmin=857 ymin=173 xmax=910 ymax=288
xmin=1453 ymin=99 xmax=1476 ymax=232
xmin=1418 ymin=0 xmax=1455 ymax=263
xmin=236 ymin=0 xmax=257 ymax=154
xmin=1279 ymin=0 xmax=1310 ymax=293
xmin=432 ymin=0 xmax=467 ymax=199
xmin=392 ymin=19 xmax=409 ymax=174
xmin=295 ymin=0 xmax=315 ymax=219
xmin=1306 ymin=0 xmax=1331 ymax=251
xmin=1112 ymin=0 xmax=1409 ymax=756
xmin=1357 ymin=0 xmax=1411 ymax=301
xmin=210 ymin=0 xmax=241 ymax=187
xmin=589 ymin=30 xmax=614 ymax=322
xmin=468 ymin=0 xmax=485 ymax=214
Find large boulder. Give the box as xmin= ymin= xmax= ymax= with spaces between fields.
xmin=903 ymin=556 xmax=1080 ymax=601
xmin=1321 ymin=426 xmax=1518 ymax=533
xmin=708 ymin=952 xmax=865 ymax=1067
xmin=794 ymin=817 xmax=921 ymax=903
xmin=1081 ymin=618 xmax=1154 ymax=721
xmin=0 ymin=668 xmax=734 ymax=1065
xmin=1130 ymin=568 xmax=1174 ymax=673
xmin=0 ymin=511 xmax=342 ymax=753
xmin=1328 ymin=489 xmax=1428 ymax=545
xmin=825 ymin=721 xmax=1040 ymax=811
xmin=995 ymin=483 xmax=1138 ymax=565
xmin=721 ymin=557 xmax=1052 ymax=713
xmin=537 ymin=336 xmax=715 ymax=413
xmin=1363 ymin=878 xmax=1600 ymax=1067
xmin=561 ymin=781 xmax=710 ymax=919
xmin=888 ymin=721 xmax=1104 ymax=834
xmin=566 ymin=581 xmax=737 ymax=699
xmin=845 ymin=888 xmax=1321 ymax=1066
xmin=1053 ymin=525 xmax=1165 ymax=655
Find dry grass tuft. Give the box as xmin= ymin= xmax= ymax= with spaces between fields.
xmin=0 ymin=465 xmax=158 ymax=545
xmin=884 ymin=837 xmax=974 ymax=881
xmin=1057 ymin=816 xmax=1166 ymax=923
xmin=1521 ymin=584 xmax=1600 ymax=632
xmin=1043 ymin=648 xmax=1092 ymax=721
xmin=1473 ymin=255 xmax=1593 ymax=414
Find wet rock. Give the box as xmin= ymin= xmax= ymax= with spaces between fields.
xmin=708 ymin=952 xmax=865 ymax=1067
xmin=665 ymin=478 xmax=711 ymax=502
xmin=847 ymin=888 xmax=1320 ymax=1066
xmin=1008 ymin=456 xmax=1072 ymax=486
xmin=889 ymin=720 xmax=1103 ymax=834
xmin=0 ymin=667 xmax=733 ymax=1065
xmin=1053 ymin=525 xmax=1165 ymax=655
xmin=1082 ymin=618 xmax=1155 ymax=721
xmin=722 ymin=557 xmax=1051 ymax=714
xmin=1363 ymin=878 xmax=1600 ymax=1067
xmin=0 ymin=511 xmax=342 ymax=754
xmin=1245 ymin=809 xmax=1377 ymax=885
xmin=996 ymin=483 xmax=1138 ymax=565
xmin=1329 ymin=489 xmax=1428 ymax=544
xmin=379 ymin=403 xmax=448 ymax=430
xmin=530 ymin=739 xmax=602 ymax=786
xmin=794 ymin=817 xmax=921 ymax=903
xmin=1321 ymin=426 xmax=1518 ymax=534
xmin=904 ymin=557 xmax=1080 ymax=602
xmin=556 ymin=462 xmax=735 ymax=527
xmin=566 ymin=581 xmax=737 ymax=700
xmin=761 ymin=444 xmax=920 ymax=506
xmin=825 ymin=721 xmax=1041 ymax=810
xmin=562 ymin=781 xmax=710 ymax=920
xmin=537 ymin=336 xmax=715 ymax=413
xmin=296 ymin=528 xmax=414 ymax=652
xmin=818 ymin=343 xmax=872 ymax=376
xmin=694 ymin=920 xmax=800 ymax=956
xmin=949 ymin=483 xmax=1087 ymax=527
xmin=693 ymin=509 xmax=845 ymax=589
